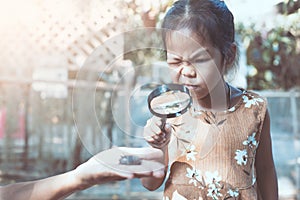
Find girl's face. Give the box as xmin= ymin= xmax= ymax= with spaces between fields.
xmin=165 ymin=29 xmax=225 ymax=101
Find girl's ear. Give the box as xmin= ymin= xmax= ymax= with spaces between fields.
xmin=222 ymin=43 xmax=237 ymax=75
xmin=226 ymin=42 xmax=237 ymax=67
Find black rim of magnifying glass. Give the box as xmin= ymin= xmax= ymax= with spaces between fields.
xmin=147 ymin=83 xmax=192 ymax=118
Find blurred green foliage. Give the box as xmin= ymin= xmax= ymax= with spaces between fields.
xmin=236 ymin=0 xmax=300 ymax=90
xmin=237 ymin=23 xmax=300 ymax=90
xmin=123 ymin=0 xmax=172 ymax=84
xmin=277 ymin=0 xmax=300 ymax=15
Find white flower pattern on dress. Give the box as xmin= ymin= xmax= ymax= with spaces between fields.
xmin=228 ymin=106 xmax=236 ymax=112
xmin=243 ymin=132 xmax=258 ymax=148
xmin=186 ymin=167 xmax=202 ymax=186
xmin=227 ymin=188 xmax=239 ymax=198
xmin=234 ymin=149 xmax=248 ymax=165
xmin=205 ymin=171 xmax=222 ymax=187
xmin=205 ymin=171 xmax=223 ymax=199
xmin=207 ymin=184 xmax=223 ymax=200
xmin=185 ymin=145 xmax=197 ymax=161
xmin=242 ymin=95 xmax=264 ymax=108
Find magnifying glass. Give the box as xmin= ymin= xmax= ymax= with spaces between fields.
xmin=119 ymin=84 xmax=192 ymax=166
xmin=147 ymin=83 xmax=192 ymax=119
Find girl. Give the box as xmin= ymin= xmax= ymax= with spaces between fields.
xmin=142 ymin=0 xmax=278 ymax=199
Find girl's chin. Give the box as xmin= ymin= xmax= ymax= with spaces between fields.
xmin=185 ymin=86 xmax=207 ymax=98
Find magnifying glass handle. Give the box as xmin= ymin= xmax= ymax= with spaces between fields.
xmin=160 ymin=118 xmax=167 ymax=132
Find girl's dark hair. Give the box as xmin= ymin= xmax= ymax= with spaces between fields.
xmin=162 ymin=0 xmax=237 ymax=70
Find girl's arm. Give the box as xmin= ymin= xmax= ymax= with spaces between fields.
xmin=255 ymin=110 xmax=278 ymax=200
xmin=0 ymin=147 xmax=165 ymax=200
xmin=141 ymin=145 xmax=169 ymax=191
xmin=142 ymin=117 xmax=172 ymax=190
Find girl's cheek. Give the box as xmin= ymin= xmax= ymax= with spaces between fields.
xmin=169 ymin=68 xmax=180 ymax=82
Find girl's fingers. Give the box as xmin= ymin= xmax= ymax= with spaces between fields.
xmin=144 ymin=117 xmax=172 ymax=149
xmin=152 ymin=133 xmax=165 ymax=140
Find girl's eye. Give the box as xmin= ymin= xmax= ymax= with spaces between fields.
xmin=167 ymin=60 xmax=182 ymax=67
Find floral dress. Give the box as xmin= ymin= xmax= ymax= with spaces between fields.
xmin=163 ymin=90 xmax=267 ymax=200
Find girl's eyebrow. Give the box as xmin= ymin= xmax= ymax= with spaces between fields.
xmin=189 ymin=48 xmax=209 ymax=60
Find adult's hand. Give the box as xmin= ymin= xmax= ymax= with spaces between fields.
xmin=73 ymin=147 xmax=165 ymax=190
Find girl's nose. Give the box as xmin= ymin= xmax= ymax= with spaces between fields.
xmin=180 ymin=63 xmax=196 ymax=77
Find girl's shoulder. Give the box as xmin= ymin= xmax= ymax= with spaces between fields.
xmin=242 ymin=89 xmax=267 ymax=104
xmin=228 ymin=86 xmax=267 ymax=113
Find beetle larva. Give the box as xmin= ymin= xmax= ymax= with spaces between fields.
xmin=119 ymin=155 xmax=142 ymax=165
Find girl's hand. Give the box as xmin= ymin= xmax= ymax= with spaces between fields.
xmin=143 ymin=117 xmax=172 ymax=149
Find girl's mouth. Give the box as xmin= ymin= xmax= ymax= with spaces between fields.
xmin=184 ymin=84 xmax=198 ymax=90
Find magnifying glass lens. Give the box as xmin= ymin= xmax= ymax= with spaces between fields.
xmin=150 ymin=91 xmax=190 ymax=115
xmin=148 ymin=84 xmax=192 ymax=118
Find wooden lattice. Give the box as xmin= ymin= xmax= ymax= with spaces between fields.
xmin=0 ymin=0 xmax=130 ymax=179
xmin=0 ymin=0 xmax=127 ymax=77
